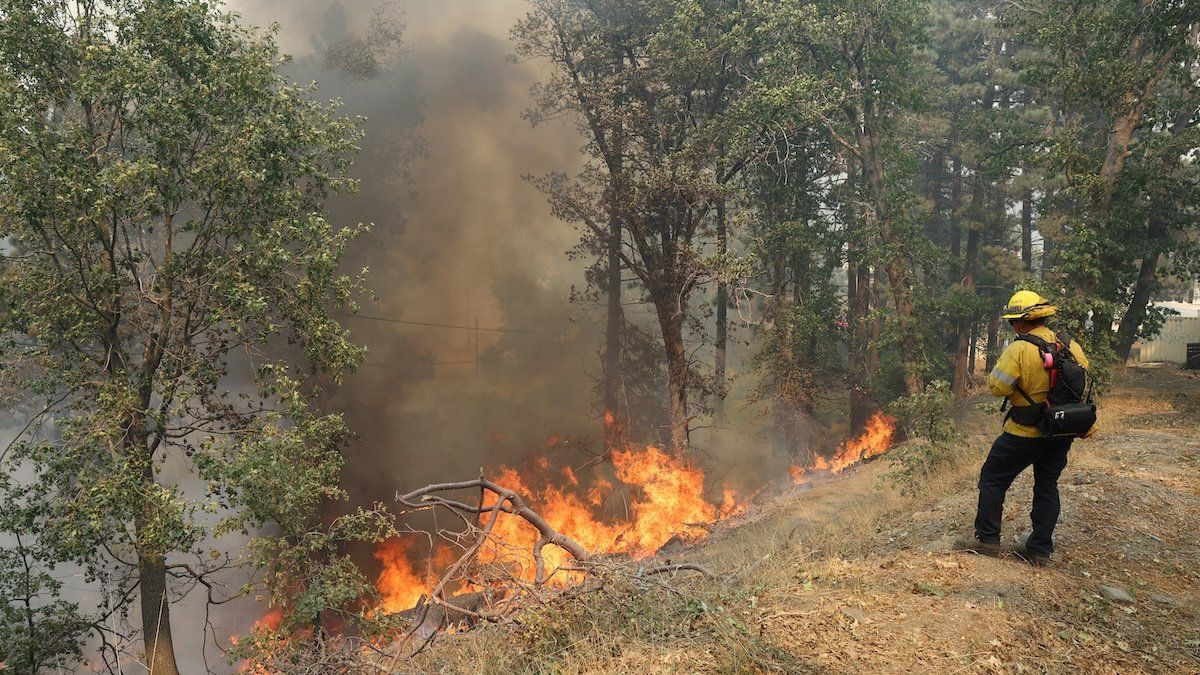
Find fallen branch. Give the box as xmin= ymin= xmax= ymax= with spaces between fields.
xmin=639 ymin=562 xmax=716 ymax=578
xmin=383 ymin=474 xmax=725 ymax=663
xmin=386 ymin=475 xmax=598 ymax=660
xmin=397 ymin=477 xmax=593 ymax=570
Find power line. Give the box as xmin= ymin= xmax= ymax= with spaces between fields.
xmin=227 ymin=356 xmax=505 ymax=369
xmin=360 ymin=357 xmax=501 ymax=367
xmin=332 ymin=311 xmax=605 ymax=336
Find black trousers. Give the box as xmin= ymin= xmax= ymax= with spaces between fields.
xmin=974 ymin=432 xmax=1072 ymax=556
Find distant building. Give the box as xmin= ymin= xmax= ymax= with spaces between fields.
xmin=1133 ymin=302 xmax=1200 ymax=364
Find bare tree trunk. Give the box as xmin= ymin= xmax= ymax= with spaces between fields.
xmin=603 ymin=168 xmax=624 ymax=441
xmin=985 ymin=309 xmax=1001 ymax=374
xmin=1041 ymin=227 xmax=1055 ymax=281
xmin=1092 ymin=310 xmax=1114 ymax=349
xmin=884 ymin=269 xmax=923 ymax=395
xmin=714 ymin=197 xmax=728 ymax=422
xmin=1022 ymin=188 xmax=1033 ymax=273
xmin=949 ymin=107 xmax=963 ymax=260
xmin=925 ymin=145 xmax=946 ymax=244
xmin=136 ymin=441 xmax=179 ymax=675
xmin=850 ymin=111 xmax=923 ymax=396
xmin=952 ymin=228 xmax=980 ymax=396
xmin=138 ymin=554 xmax=179 ymax=675
xmin=969 ymin=320 xmax=978 ymax=374
xmin=984 ymin=185 xmax=1006 ymax=374
xmin=847 ymin=256 xmax=873 ymax=430
xmin=1114 ymin=246 xmax=1161 ymax=362
xmin=656 ymin=299 xmax=689 ymax=451
xmin=107 ymin=290 xmax=180 ymax=674
xmin=952 ymin=163 xmax=987 ymax=396
xmin=869 ymin=266 xmax=882 ymax=381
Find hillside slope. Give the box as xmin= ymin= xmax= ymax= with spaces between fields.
xmin=408 ymin=368 xmax=1200 ymax=674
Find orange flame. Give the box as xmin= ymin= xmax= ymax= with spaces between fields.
xmin=373 ymin=421 xmax=750 ymax=611
xmin=255 ymin=607 xmax=283 ymax=632
xmin=232 ymin=607 xmax=287 ymax=673
xmin=610 ymin=445 xmax=717 ymax=553
xmin=469 ymin=443 xmax=747 ymax=585
xmin=719 ymin=486 xmax=748 ymax=520
xmin=788 ymin=464 xmax=808 ymax=484
xmin=790 ymin=412 xmax=896 ymax=485
xmin=374 ymin=538 xmax=433 ymax=614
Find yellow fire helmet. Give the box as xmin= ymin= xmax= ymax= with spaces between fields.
xmin=1001 ymin=290 xmax=1057 ymax=321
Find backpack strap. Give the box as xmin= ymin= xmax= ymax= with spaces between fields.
xmin=1014 ymin=333 xmax=1053 ymax=353
xmin=1008 ymin=334 xmax=1051 ymax=403
xmin=1012 ymin=383 xmax=1038 ymax=407
xmin=1004 ymin=383 xmax=1047 ymax=428
xmin=1004 ymin=334 xmax=1052 ymax=430
xmin=1015 ymin=332 xmax=1067 ymax=389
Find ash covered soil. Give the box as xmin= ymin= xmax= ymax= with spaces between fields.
xmin=406 ymin=367 xmax=1200 ymax=674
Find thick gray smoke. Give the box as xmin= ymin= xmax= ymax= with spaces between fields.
xmin=237 ymin=0 xmax=782 ymax=519
xmin=248 ymin=0 xmax=604 ymax=500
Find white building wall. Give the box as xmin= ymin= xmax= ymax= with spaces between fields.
xmin=1137 ymin=315 xmax=1200 ymax=363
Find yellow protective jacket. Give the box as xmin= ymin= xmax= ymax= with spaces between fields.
xmin=987 ymin=325 xmax=1091 ymax=438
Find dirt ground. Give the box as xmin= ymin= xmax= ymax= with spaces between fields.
xmin=735 ymin=366 xmax=1200 ymax=674
xmin=405 ymin=367 xmax=1200 ymax=674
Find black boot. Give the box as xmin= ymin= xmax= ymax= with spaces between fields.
xmin=1013 ymin=546 xmax=1050 ymax=566
xmin=952 ymin=536 xmax=1001 ymax=557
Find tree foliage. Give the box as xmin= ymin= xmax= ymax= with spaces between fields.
xmin=0 ymin=0 xmax=388 ymax=670
xmin=520 ymin=0 xmax=1199 ymax=457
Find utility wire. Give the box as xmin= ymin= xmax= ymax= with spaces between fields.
xmin=332 ymin=311 xmax=605 ymax=336
xmin=227 ymin=356 xmax=505 ymax=369
xmin=360 ymin=357 xmax=502 ymax=367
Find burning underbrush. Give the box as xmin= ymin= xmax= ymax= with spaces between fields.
xmin=375 ymin=437 xmax=750 ymax=614
xmin=788 ymin=412 xmax=897 ymax=485
xmin=235 ymin=412 xmax=898 ymax=667
xmin=370 ymin=413 xmax=896 ymax=626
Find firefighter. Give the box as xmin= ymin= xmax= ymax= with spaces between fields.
xmin=954 ymin=291 xmax=1091 ymax=566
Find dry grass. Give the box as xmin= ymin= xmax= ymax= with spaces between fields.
xmin=392 ymin=368 xmax=1200 ymax=674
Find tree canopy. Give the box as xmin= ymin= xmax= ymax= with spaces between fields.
xmin=0 ymin=0 xmax=385 ymax=670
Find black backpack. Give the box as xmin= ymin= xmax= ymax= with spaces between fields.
xmin=1003 ymin=333 xmax=1097 ymax=438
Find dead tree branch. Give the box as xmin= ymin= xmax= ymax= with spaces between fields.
xmin=396 ymin=477 xmax=593 ymax=568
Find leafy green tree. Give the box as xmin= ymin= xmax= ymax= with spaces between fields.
xmin=516 ymin=0 xmax=800 ymax=449
xmin=0 ymin=508 xmax=87 ymax=673
xmin=755 ymin=0 xmax=935 ymax=426
xmin=1009 ymin=0 xmax=1199 ymax=356
xmin=0 ymin=1 xmax=381 ymax=670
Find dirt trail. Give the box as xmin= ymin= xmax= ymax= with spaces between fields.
xmin=694 ymin=367 xmax=1200 ymax=673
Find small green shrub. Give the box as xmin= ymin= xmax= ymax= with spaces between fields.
xmin=883 ymin=381 xmax=967 ymax=494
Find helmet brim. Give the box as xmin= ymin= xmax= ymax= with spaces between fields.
xmin=1002 ymin=306 xmax=1057 ymax=320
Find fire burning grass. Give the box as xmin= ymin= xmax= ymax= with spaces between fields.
xmin=789 ymin=412 xmax=897 ymax=485
xmin=373 ymin=414 xmax=895 ymax=616
xmin=374 ymin=440 xmax=750 ymax=613
xmin=238 ymin=413 xmax=899 ymax=666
